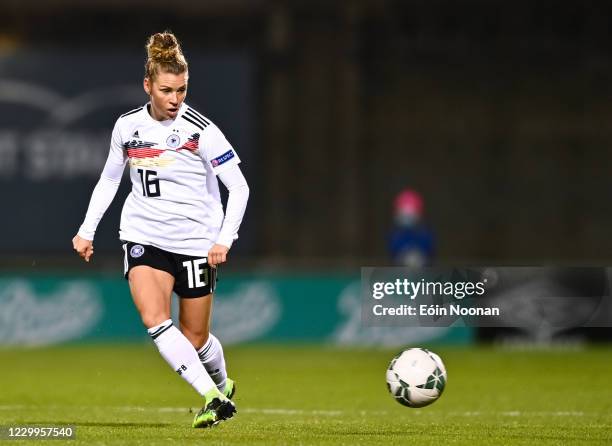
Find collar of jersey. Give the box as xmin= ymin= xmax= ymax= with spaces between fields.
xmin=142 ymin=102 xmax=188 ymax=126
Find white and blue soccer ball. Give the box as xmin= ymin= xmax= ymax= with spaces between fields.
xmin=386 ymin=348 xmax=447 ymax=408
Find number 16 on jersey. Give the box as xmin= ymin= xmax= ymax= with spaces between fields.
xmin=137 ymin=169 xmax=161 ymax=197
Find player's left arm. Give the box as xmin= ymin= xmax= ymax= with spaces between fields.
xmin=200 ymin=123 xmax=249 ymax=266
xmin=209 ymin=165 xmax=249 ymax=266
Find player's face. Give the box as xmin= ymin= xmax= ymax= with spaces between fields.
xmin=144 ymin=71 xmax=188 ymax=121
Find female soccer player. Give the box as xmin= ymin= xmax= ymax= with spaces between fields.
xmin=72 ymin=31 xmax=249 ymax=428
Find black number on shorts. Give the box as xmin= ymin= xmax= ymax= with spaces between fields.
xmin=137 ymin=169 xmax=161 ymax=197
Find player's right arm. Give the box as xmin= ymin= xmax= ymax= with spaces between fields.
xmin=73 ymin=120 xmax=127 ymax=262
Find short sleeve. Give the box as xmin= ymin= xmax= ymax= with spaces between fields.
xmin=199 ymin=123 xmax=241 ymax=175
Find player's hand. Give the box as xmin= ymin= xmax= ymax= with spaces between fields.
xmin=208 ymin=244 xmax=229 ymax=267
xmin=72 ymin=234 xmax=94 ymax=262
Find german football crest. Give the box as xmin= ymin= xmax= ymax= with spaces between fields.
xmin=166 ymin=134 xmax=181 ymax=148
xmin=130 ymin=244 xmax=145 ymax=258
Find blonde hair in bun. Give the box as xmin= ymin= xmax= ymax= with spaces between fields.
xmin=145 ymin=31 xmax=188 ymax=80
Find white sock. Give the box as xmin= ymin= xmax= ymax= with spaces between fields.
xmin=148 ymin=319 xmax=216 ymax=396
xmin=197 ymin=333 xmax=228 ymax=392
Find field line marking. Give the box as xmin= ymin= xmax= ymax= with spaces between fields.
xmin=0 ymin=405 xmax=589 ymax=417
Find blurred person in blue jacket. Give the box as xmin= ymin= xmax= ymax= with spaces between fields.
xmin=388 ymin=189 xmax=435 ymax=267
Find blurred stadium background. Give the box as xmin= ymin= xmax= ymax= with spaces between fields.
xmin=0 ymin=2 xmax=611 ymax=444
xmin=1 ymin=0 xmax=611 ymax=344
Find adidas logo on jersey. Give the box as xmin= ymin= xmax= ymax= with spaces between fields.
xmin=132 ymin=130 xmax=140 ymax=138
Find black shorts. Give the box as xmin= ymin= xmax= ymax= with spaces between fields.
xmin=122 ymin=241 xmax=217 ymax=298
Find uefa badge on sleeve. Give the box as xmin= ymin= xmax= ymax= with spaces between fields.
xmin=130 ymin=245 xmax=145 ymax=258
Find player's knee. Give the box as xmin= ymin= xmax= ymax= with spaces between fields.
xmin=141 ymin=312 xmax=170 ymax=329
xmin=183 ymin=327 xmax=209 ymax=349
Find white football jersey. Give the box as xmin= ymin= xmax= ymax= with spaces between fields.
xmin=110 ymin=102 xmax=241 ymax=256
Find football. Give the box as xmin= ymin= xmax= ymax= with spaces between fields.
xmin=386 ymin=348 xmax=447 ymax=408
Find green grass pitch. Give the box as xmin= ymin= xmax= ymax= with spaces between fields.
xmin=0 ymin=344 xmax=610 ymax=445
